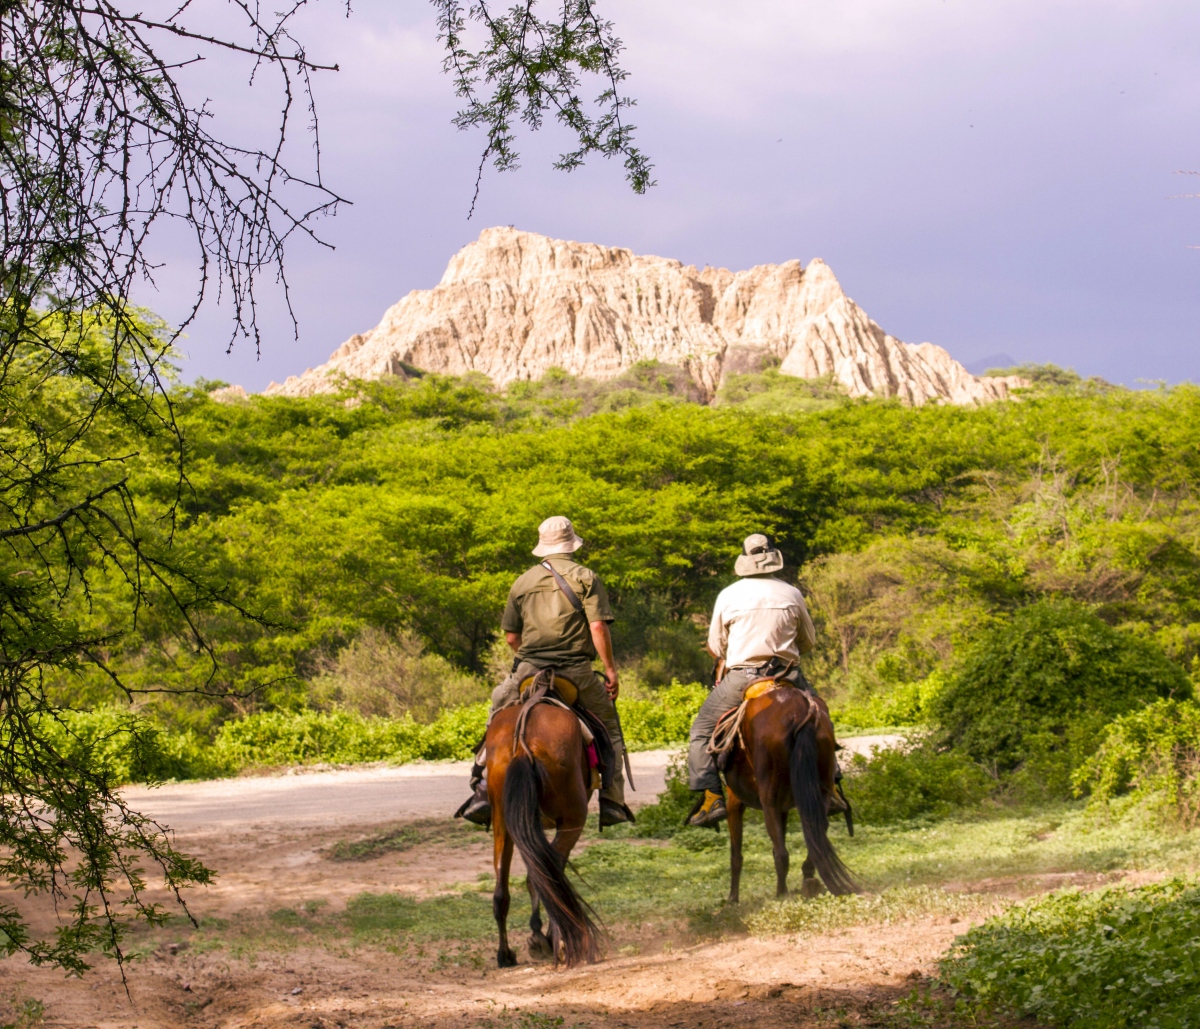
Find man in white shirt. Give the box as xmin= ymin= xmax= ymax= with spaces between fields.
xmin=686 ymin=533 xmax=817 ymax=828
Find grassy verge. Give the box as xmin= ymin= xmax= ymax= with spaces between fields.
xmin=162 ymin=801 xmax=1200 ymax=960
xmin=941 ymin=877 xmax=1200 ymax=1028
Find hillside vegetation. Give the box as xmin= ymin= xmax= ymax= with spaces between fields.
xmin=59 ymin=361 xmax=1195 ymax=750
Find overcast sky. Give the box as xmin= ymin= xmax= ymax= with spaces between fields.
xmin=154 ymin=0 xmax=1200 ymax=392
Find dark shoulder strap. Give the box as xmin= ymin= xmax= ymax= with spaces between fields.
xmin=541 ymin=560 xmax=585 ymax=615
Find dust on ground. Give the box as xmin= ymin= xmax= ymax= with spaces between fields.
xmin=0 ymin=818 xmax=1100 ymax=1029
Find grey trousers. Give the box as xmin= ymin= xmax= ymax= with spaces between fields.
xmin=687 ymin=666 xmax=808 ymax=793
xmin=490 ymin=660 xmax=627 ymax=805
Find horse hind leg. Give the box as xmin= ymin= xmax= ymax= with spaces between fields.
xmin=527 ymin=881 xmax=553 ymax=961
xmin=762 ymin=804 xmax=790 ymax=898
xmin=493 ymin=815 xmax=517 ymax=968
xmin=800 ymin=853 xmax=825 ymax=899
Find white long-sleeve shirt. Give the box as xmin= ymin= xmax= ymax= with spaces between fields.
xmin=707 ymin=575 xmax=816 ymax=668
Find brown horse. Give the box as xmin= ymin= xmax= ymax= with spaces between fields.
xmin=723 ymin=686 xmax=858 ymax=901
xmin=484 ymin=698 xmax=603 ymax=968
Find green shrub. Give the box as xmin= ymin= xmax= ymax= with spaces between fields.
xmin=212 ymin=703 xmax=488 ymax=769
xmin=940 ymin=878 xmax=1200 ymax=1028
xmin=309 ymin=627 xmax=487 ymax=722
xmin=931 ymin=599 xmax=1190 ymax=791
xmin=831 ymin=671 xmax=948 ymax=731
xmin=40 ymin=706 xmax=223 ymax=782
xmin=1074 ymin=698 xmax=1200 ymax=829
xmin=620 ymin=680 xmax=706 ymax=750
xmin=844 ymin=741 xmax=995 ymax=824
xmin=629 ymin=752 xmax=696 ymax=838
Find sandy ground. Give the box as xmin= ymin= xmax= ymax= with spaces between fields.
xmin=3 ymin=806 xmax=1100 ymax=1029
xmin=4 ymin=737 xmax=933 ymax=1028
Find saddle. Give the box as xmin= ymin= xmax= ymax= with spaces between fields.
xmin=513 ymin=668 xmax=615 ymax=793
xmin=518 ymin=672 xmax=580 ymax=707
xmin=709 ymin=675 xmax=810 ymax=772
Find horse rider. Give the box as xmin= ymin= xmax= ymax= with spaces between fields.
xmin=685 ymin=533 xmax=818 ymax=828
xmin=458 ymin=515 xmax=635 ymax=829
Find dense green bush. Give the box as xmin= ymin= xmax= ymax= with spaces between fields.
xmin=42 ymin=707 xmax=221 ymax=782
xmin=79 ymin=678 xmax=705 ymax=783
xmin=103 ymin=375 xmax=1200 ymax=722
xmin=619 ymin=680 xmax=706 ymax=750
xmin=931 ymin=599 xmax=1191 ymax=793
xmin=211 ymin=704 xmax=489 ymax=769
xmin=844 ymin=741 xmax=995 ymax=824
xmin=1074 ymin=698 xmax=1200 ymax=829
xmin=941 ymin=878 xmax=1200 ymax=1028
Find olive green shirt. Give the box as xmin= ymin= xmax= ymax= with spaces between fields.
xmin=501 ymin=556 xmax=614 ymax=667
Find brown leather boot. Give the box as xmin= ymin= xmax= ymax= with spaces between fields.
xmin=454 ymin=772 xmax=491 ymax=827
xmin=599 ymin=797 xmax=636 ymax=829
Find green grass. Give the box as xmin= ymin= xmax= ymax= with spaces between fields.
xmin=178 ymin=801 xmax=1200 ymax=959
xmin=746 ymin=886 xmax=994 ymax=937
xmin=326 ymin=818 xmax=487 ymax=861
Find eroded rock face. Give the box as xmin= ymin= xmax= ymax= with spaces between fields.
xmin=264 ymin=227 xmax=1023 ymax=404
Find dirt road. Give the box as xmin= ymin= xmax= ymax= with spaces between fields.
xmin=122 ymin=736 xmax=902 ymax=831
xmin=0 ymin=734 xmax=919 ymax=1028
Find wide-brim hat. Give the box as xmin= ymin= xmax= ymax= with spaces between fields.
xmin=734 ymin=533 xmax=784 ymax=576
xmin=532 ymin=515 xmax=585 ymax=557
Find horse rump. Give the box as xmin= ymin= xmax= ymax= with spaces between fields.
xmin=502 ymin=753 xmax=602 ymax=965
xmin=788 ymin=721 xmax=860 ymax=896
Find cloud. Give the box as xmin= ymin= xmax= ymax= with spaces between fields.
xmin=150 ymin=0 xmax=1200 ymax=391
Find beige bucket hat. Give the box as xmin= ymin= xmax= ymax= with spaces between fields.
xmin=532 ymin=515 xmax=585 ymax=557
xmin=734 ymin=533 xmax=785 ymax=576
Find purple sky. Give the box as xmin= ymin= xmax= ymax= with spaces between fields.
xmin=149 ymin=1 xmax=1200 ymax=392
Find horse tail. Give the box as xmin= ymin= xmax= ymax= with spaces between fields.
xmin=502 ymin=752 xmax=602 ymax=966
xmin=788 ymin=719 xmax=860 ymax=896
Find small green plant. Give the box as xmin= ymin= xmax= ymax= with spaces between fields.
xmin=844 ymin=741 xmax=995 ymax=825
xmin=627 ymin=752 xmax=695 ymax=837
xmin=747 ymin=886 xmax=991 ymax=937
xmin=0 ymin=995 xmax=44 ymax=1029
xmin=1074 ymin=698 xmax=1200 ymax=829
xmin=940 ymin=877 xmax=1200 ymax=1028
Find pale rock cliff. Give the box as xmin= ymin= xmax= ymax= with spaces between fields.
xmin=264 ymin=228 xmax=1023 ymax=405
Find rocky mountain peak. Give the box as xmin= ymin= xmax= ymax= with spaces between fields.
xmin=264 ymin=227 xmax=1025 ymax=405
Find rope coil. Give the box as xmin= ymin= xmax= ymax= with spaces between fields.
xmin=707 ymin=681 xmax=816 ymax=758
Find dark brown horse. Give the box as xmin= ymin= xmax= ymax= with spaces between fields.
xmin=723 ymin=685 xmax=858 ymax=901
xmin=485 ymin=698 xmax=603 ymax=968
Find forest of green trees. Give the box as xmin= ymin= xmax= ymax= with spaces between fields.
xmin=51 ymin=345 xmax=1198 ymax=807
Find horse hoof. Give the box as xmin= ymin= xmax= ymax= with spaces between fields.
xmin=800 ymin=877 xmax=826 ymax=900
xmin=528 ymin=935 xmax=553 ymax=961
xmin=497 ymin=948 xmax=518 ymax=968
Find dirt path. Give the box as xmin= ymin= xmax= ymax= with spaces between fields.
xmin=23 ymin=919 xmax=964 ymax=1029
xmin=121 ymin=737 xmax=903 ymax=832
xmin=8 ymin=737 xmax=925 ymax=1028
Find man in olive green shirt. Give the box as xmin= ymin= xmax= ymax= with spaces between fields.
xmin=457 ymin=516 xmax=633 ymax=828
